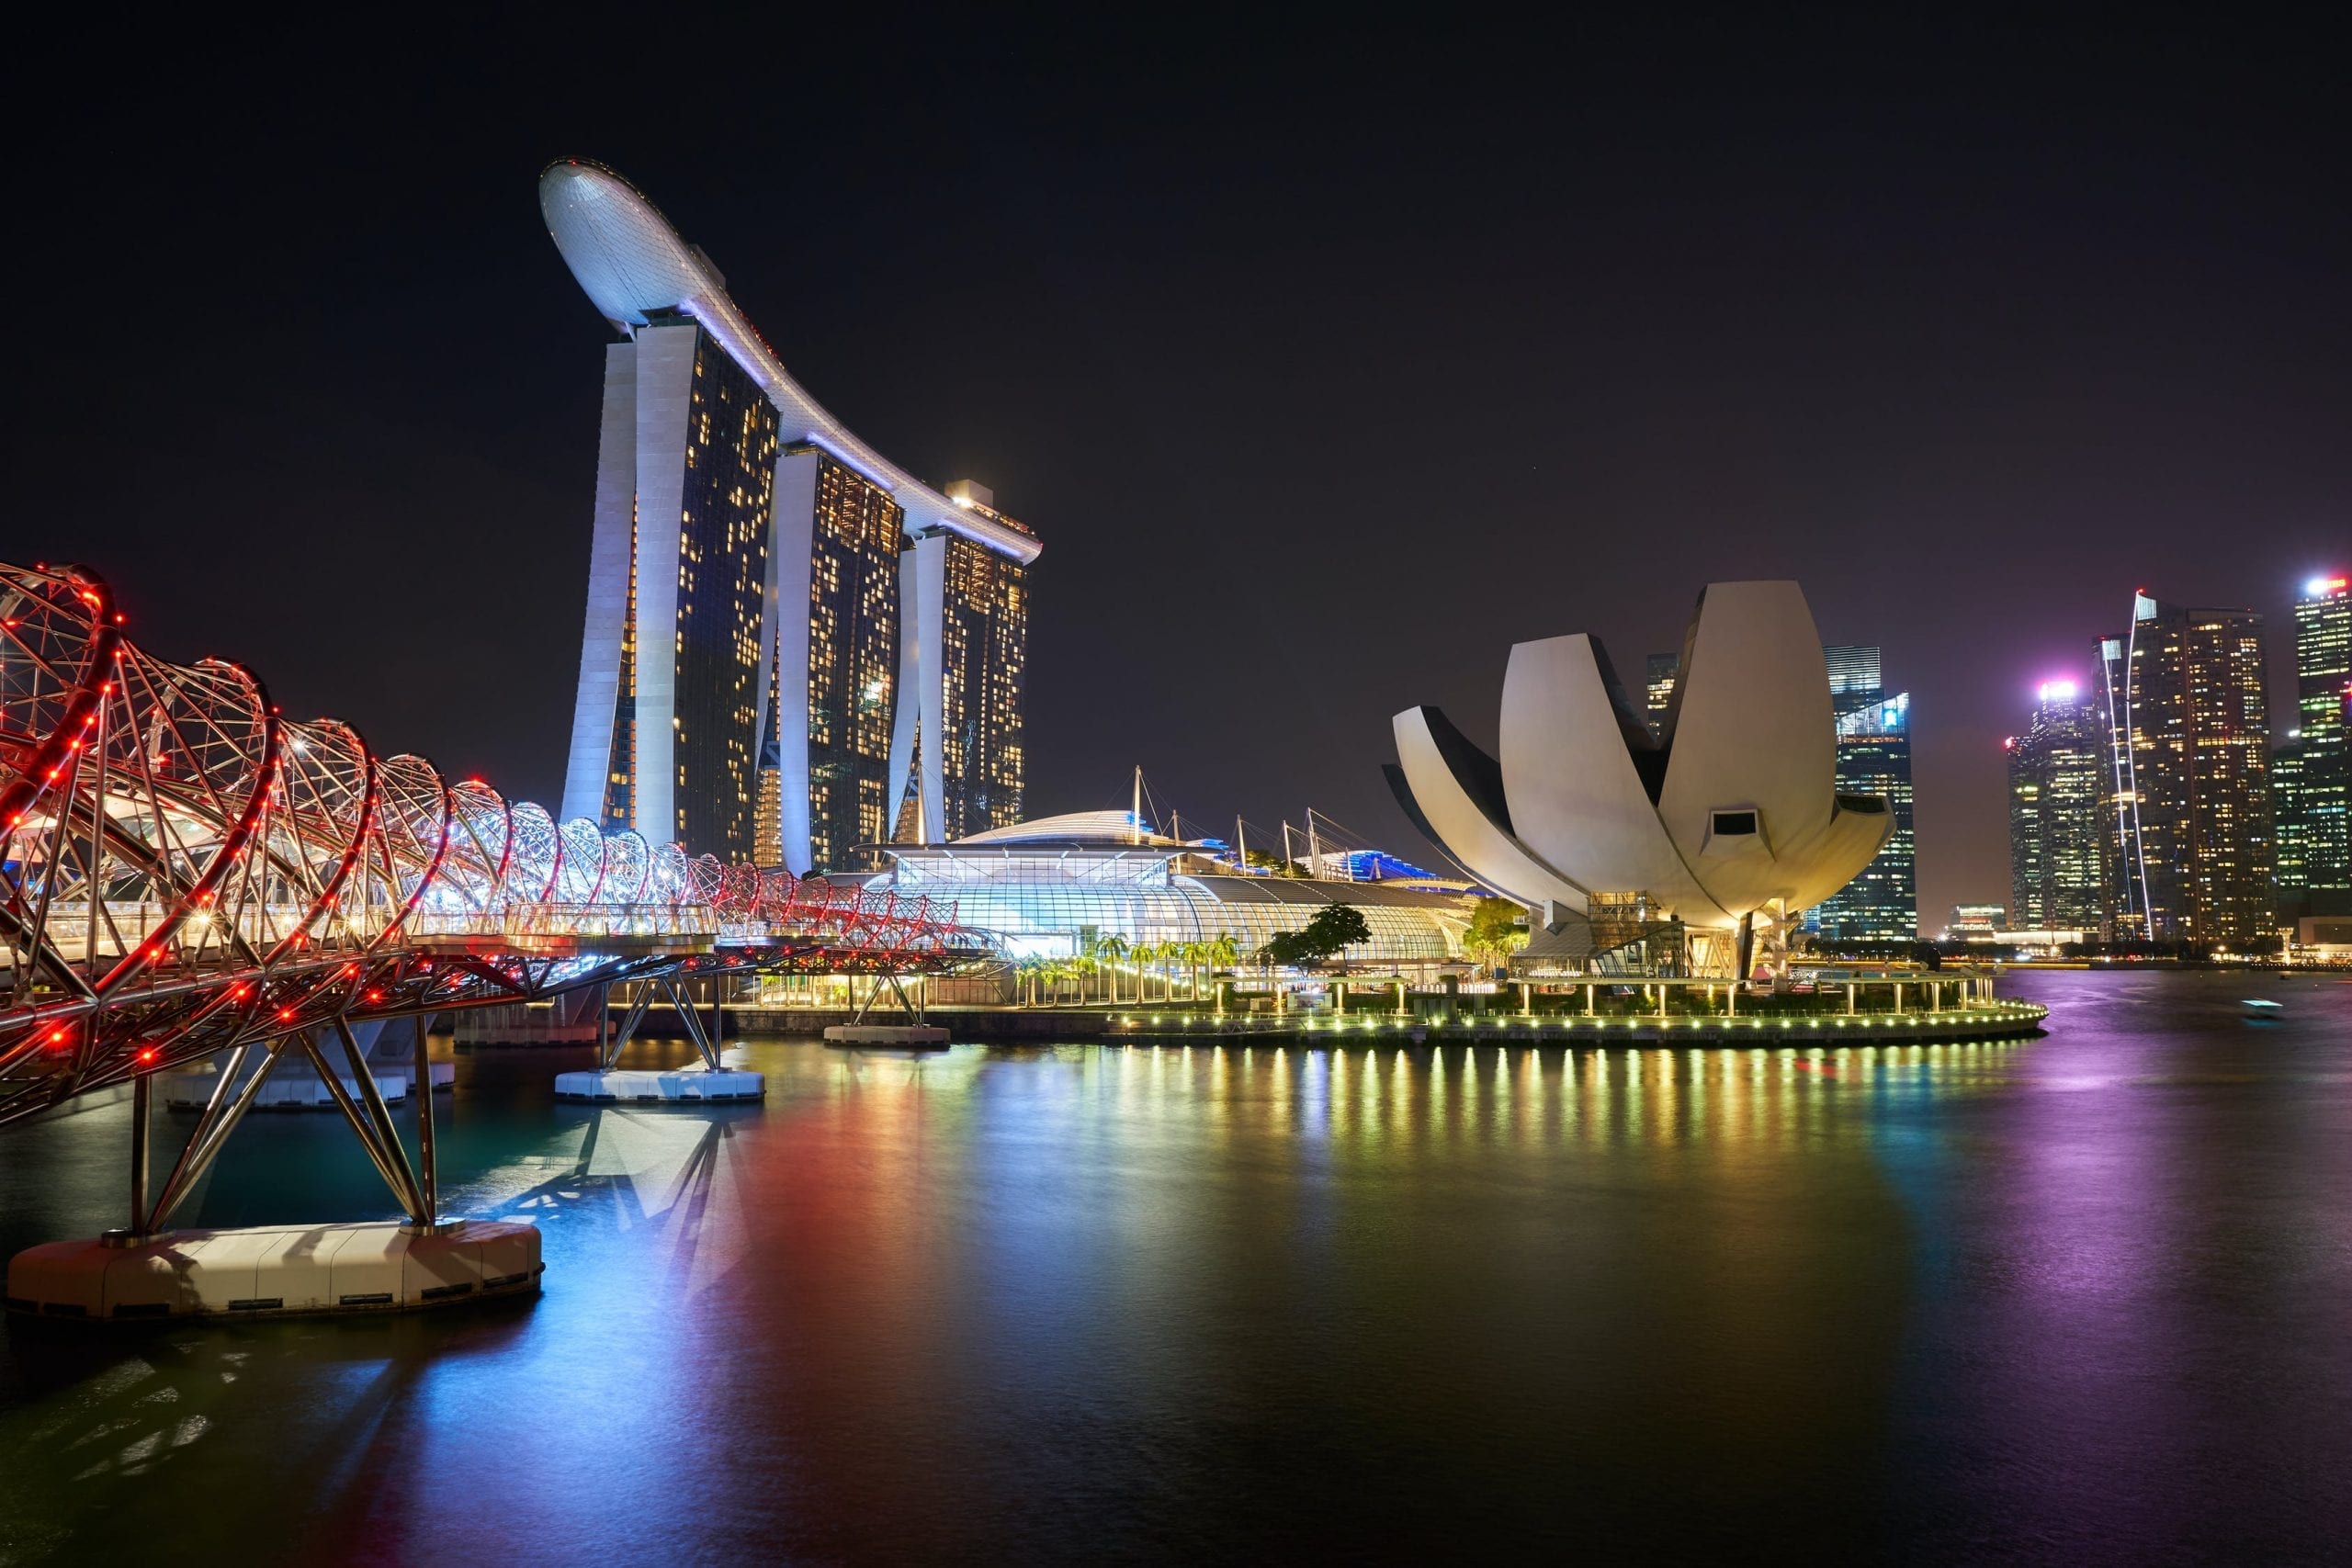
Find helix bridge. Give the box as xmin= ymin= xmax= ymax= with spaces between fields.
xmin=1 ymin=559 xmax=993 ymax=1303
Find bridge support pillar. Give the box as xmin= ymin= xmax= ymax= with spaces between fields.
xmin=413 ymin=1013 xmax=438 ymax=1229
xmin=127 ymin=1070 xmax=151 ymax=1240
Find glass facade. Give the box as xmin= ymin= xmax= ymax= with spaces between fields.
xmin=599 ymin=526 xmax=638 ymax=831
xmin=2007 ymin=694 xmax=2104 ymax=930
xmin=877 ymin=844 xmax=1465 ymax=963
xmin=798 ymin=452 xmax=901 ymax=873
xmin=2271 ymin=739 xmax=2311 ymax=908
xmin=671 ymin=331 xmax=778 ymax=858
xmin=1824 ymin=645 xmax=1883 ymax=715
xmin=2290 ymin=577 xmax=2349 ymax=894
xmin=1813 ymin=690 xmax=1916 ymax=940
xmin=587 ymin=323 xmax=778 ymax=859
xmin=2098 ymin=594 xmax=2274 ymax=947
xmin=1643 ymin=653 xmax=1679 ymax=742
xmin=936 ymin=533 xmax=1029 ymax=839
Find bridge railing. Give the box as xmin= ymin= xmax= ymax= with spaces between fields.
xmin=407 ymin=902 xmax=721 ymax=942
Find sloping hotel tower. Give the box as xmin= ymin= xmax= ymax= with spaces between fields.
xmin=541 ymin=161 xmax=1037 ymax=871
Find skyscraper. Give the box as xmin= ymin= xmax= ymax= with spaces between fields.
xmin=2096 ymin=592 xmax=2274 ymax=948
xmin=890 ymin=480 xmax=1032 ymax=843
xmin=1824 ymin=645 xmax=1883 ymax=714
xmin=2270 ymin=734 xmax=2312 ymax=908
xmin=1813 ymin=682 xmax=1916 ymax=940
xmin=2007 ymin=682 xmax=2104 ymax=930
xmin=2288 ymin=573 xmax=2350 ymax=899
xmin=1643 ymin=653 xmax=1679 ymax=742
xmin=541 ymin=161 xmax=1040 ymax=871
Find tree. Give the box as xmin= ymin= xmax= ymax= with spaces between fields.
xmin=1462 ymin=897 xmax=1528 ymax=976
xmin=1245 ymin=848 xmax=1307 ymax=878
xmin=1258 ymin=907 xmax=1373 ymax=972
xmin=1303 ymin=904 xmax=1371 ymax=957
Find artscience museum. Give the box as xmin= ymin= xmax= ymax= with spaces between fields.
xmin=1386 ymin=581 xmax=1893 ymax=976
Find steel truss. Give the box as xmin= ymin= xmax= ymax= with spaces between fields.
xmin=2 ymin=561 xmax=992 ymax=1235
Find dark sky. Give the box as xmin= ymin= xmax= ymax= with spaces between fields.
xmin=10 ymin=13 xmax=2347 ymax=925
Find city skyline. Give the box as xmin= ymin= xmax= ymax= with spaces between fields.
xmin=11 ymin=17 xmax=2346 ymax=926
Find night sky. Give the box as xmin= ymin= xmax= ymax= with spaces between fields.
xmin=13 ymin=15 xmax=2346 ymax=924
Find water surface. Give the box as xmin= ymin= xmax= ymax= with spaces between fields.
xmin=1 ymin=970 xmax=2346 ymax=1563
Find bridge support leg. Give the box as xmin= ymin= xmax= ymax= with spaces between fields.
xmin=148 ymin=1037 xmax=279 ymax=1232
xmin=605 ymin=981 xmax=654 ymax=1070
xmin=129 ymin=1069 xmax=151 ymax=1238
xmin=888 ymin=972 xmax=922 ymax=1023
xmin=665 ymin=976 xmax=721 ymax=1070
xmin=334 ymin=1018 xmax=424 ymax=1224
xmin=413 ymin=1013 xmax=437 ymax=1229
xmin=299 ymin=1031 xmax=424 ymax=1219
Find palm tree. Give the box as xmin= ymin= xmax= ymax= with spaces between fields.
xmin=1205 ymin=931 xmax=1241 ymax=1008
xmin=1101 ymin=933 xmax=1130 ymax=1003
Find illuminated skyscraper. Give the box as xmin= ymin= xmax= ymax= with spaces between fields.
xmin=1813 ymin=683 xmax=1916 ymax=940
xmin=541 ymin=160 xmax=1040 ymax=869
xmin=1824 ymin=644 xmax=1883 ymax=715
xmin=2289 ymin=573 xmax=2350 ymax=897
xmin=2271 ymin=735 xmax=2312 ymax=907
xmin=1643 ymin=652 xmax=1679 ymax=741
xmin=890 ymin=480 xmax=1031 ymax=843
xmin=2097 ymin=592 xmax=2274 ymax=947
xmin=560 ymin=315 xmax=778 ymax=858
xmin=2007 ymin=683 xmax=2104 ymax=930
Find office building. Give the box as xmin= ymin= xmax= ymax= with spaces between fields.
xmin=2007 ymin=682 xmax=2106 ymax=931
xmin=2287 ymin=574 xmax=2350 ymax=899
xmin=1813 ymin=685 xmax=1916 ymax=940
xmin=1948 ymin=904 xmax=2005 ymax=937
xmin=542 ymin=160 xmax=1040 ymax=871
xmin=1824 ymin=644 xmax=1883 ymax=716
xmin=1643 ymin=653 xmax=1679 ymax=741
xmin=2271 ymin=735 xmax=2312 ymax=910
xmin=2097 ymin=592 xmax=2274 ymax=948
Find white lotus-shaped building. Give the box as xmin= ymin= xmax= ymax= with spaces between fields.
xmin=1386 ymin=581 xmax=1892 ymax=949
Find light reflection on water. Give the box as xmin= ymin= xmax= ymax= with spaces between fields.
xmin=0 ymin=969 xmax=2346 ymax=1563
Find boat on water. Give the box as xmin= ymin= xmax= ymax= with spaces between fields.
xmin=2241 ymin=998 xmax=2284 ymax=1019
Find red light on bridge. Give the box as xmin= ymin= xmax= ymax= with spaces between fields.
xmin=277 ymin=1008 xmax=295 ymax=1021
xmin=136 ymin=1048 xmax=156 ymax=1066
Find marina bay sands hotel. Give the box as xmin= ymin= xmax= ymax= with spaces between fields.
xmin=540 ymin=160 xmax=1039 ymax=872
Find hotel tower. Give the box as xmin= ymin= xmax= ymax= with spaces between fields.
xmin=541 ymin=161 xmax=1040 ymax=871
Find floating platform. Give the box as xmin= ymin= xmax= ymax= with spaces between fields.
xmin=823 ymin=1025 xmax=951 ymax=1048
xmin=551 ymin=1067 xmax=765 ymax=1102
xmin=5 ymin=1219 xmax=541 ymax=1323
xmin=161 ymin=1059 xmax=454 ymax=1111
